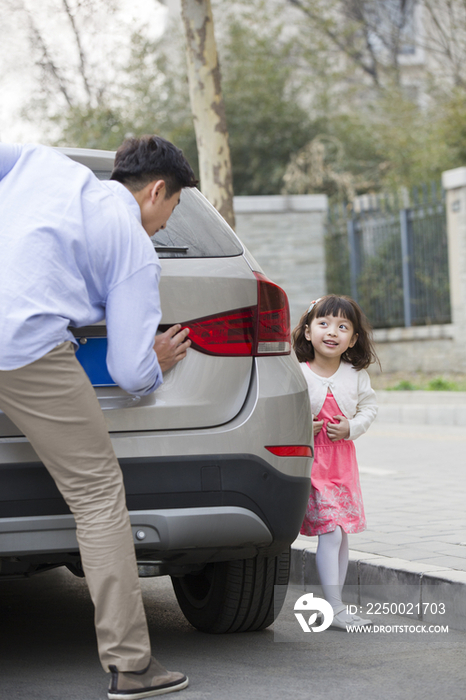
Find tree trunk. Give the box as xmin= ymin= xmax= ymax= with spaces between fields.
xmin=180 ymin=0 xmax=235 ymax=229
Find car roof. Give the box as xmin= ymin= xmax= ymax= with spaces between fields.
xmin=56 ymin=147 xmax=115 ymax=170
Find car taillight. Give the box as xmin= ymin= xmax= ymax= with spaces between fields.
xmin=265 ymin=446 xmax=313 ymax=458
xmin=183 ymin=307 xmax=255 ymax=356
xmin=254 ymin=271 xmax=291 ymax=355
xmin=181 ymin=273 xmax=291 ymax=357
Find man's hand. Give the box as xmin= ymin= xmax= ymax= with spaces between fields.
xmin=153 ymin=324 xmax=191 ymax=373
xmin=326 ymin=415 xmax=350 ymax=442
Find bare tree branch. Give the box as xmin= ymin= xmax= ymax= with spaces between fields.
xmin=61 ymin=0 xmax=92 ymax=100
xmin=25 ymin=6 xmax=74 ymax=107
xmin=287 ymin=0 xmax=380 ymax=84
xmin=421 ymin=0 xmax=466 ymax=87
xmin=288 ymin=0 xmax=416 ymax=88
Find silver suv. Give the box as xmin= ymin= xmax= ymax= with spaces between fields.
xmin=0 ymin=148 xmax=312 ymax=634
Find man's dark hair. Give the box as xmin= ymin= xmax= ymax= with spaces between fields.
xmin=110 ymin=135 xmax=198 ymax=197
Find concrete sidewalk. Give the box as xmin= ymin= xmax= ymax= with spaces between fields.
xmin=375 ymin=389 xmax=466 ymax=426
xmin=290 ymin=393 xmax=466 ymax=631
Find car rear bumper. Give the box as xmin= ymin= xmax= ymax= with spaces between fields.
xmin=0 ymin=505 xmax=272 ymax=557
xmin=0 ymin=454 xmax=310 ymax=568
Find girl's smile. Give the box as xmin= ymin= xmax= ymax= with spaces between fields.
xmin=305 ymin=314 xmax=358 ymax=365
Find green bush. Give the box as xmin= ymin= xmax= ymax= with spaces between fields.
xmin=426 ymin=377 xmax=458 ymax=391
xmin=388 ymin=380 xmax=417 ymax=391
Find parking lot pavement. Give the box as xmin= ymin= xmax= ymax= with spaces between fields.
xmin=2 ymin=570 xmax=465 ymax=700
xmin=291 ymin=413 xmax=466 ymax=631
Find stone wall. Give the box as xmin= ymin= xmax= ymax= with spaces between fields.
xmin=369 ymin=324 xmax=462 ymax=377
xmin=233 ymin=194 xmax=328 ymax=330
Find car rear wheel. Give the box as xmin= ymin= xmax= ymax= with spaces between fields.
xmin=171 ymin=548 xmax=290 ymax=633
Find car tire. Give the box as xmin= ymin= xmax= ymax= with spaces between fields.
xmin=171 ymin=548 xmax=290 ymax=633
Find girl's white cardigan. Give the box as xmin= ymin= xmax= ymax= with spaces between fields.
xmin=300 ymin=360 xmax=378 ymax=441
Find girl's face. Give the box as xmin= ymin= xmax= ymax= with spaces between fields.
xmin=305 ymin=313 xmax=358 ymax=362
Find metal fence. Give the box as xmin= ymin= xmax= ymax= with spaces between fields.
xmin=325 ymin=186 xmax=451 ymax=329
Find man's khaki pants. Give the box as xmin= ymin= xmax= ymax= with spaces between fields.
xmin=0 ymin=342 xmax=151 ymax=672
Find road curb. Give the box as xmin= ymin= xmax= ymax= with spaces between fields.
xmin=374 ymin=390 xmax=466 ymax=426
xmin=290 ymin=539 xmax=466 ymax=632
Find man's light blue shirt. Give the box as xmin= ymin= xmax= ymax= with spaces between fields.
xmin=0 ymin=143 xmax=163 ymax=395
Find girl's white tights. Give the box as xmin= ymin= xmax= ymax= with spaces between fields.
xmin=315 ymin=526 xmax=349 ymax=610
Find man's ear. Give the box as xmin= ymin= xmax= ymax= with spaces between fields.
xmin=149 ymin=180 xmax=166 ymax=204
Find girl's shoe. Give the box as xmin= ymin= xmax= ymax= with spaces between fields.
xmin=331 ymin=606 xmax=372 ymax=630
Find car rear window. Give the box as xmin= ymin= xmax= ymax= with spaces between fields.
xmin=151 ymin=187 xmax=243 ymax=258
xmin=93 ymin=171 xmax=113 ymax=180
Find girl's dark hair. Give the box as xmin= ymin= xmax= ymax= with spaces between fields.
xmin=292 ymin=294 xmax=379 ymax=370
xmin=111 ymin=135 xmax=198 ymax=197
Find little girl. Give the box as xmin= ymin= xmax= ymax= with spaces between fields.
xmin=292 ymin=294 xmax=379 ymax=629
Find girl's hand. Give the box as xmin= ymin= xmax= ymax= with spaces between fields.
xmin=327 ymin=415 xmax=350 ymax=442
xmin=313 ymin=418 xmax=324 ymax=436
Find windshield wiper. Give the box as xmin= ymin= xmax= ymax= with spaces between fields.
xmin=153 ymin=244 xmax=189 ymax=252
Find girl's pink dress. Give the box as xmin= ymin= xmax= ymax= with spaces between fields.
xmin=300 ymin=392 xmax=366 ymax=536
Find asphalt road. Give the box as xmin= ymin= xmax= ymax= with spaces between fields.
xmin=1 ymin=568 xmax=465 ymax=700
